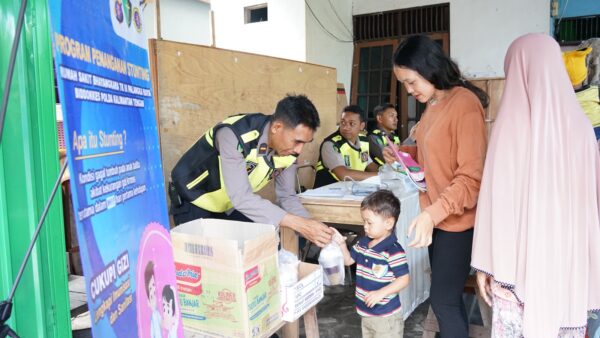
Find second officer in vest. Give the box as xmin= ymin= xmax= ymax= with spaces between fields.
xmin=368 ymin=103 xmax=401 ymax=166
xmin=314 ymin=105 xmax=379 ymax=188
xmin=170 ymin=95 xmax=333 ymax=247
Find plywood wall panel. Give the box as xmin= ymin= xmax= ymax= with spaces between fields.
xmin=150 ymin=39 xmax=338 ymax=197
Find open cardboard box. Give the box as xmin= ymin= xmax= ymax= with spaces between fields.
xmin=171 ymin=219 xmax=282 ymax=338
xmin=280 ymin=262 xmax=324 ymax=322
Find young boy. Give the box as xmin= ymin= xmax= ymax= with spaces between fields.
xmin=333 ymin=190 xmax=410 ymax=338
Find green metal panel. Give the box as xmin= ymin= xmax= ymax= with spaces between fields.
xmin=0 ymin=0 xmax=71 ymax=337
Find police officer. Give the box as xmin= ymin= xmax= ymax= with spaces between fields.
xmin=314 ymin=105 xmax=379 ymax=188
xmin=368 ymin=103 xmax=401 ymax=166
xmin=169 ymin=94 xmax=333 ymax=247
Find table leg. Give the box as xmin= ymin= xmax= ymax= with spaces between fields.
xmin=303 ymin=307 xmax=319 ymax=338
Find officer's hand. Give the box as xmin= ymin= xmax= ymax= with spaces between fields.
xmin=298 ymin=219 xmax=333 ymax=248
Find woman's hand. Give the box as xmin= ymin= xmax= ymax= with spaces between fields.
xmin=476 ymin=271 xmax=493 ymax=307
xmin=382 ymin=147 xmax=396 ymax=164
xmin=407 ymin=211 xmax=435 ymax=248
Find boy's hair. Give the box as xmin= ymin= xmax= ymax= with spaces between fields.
xmin=373 ymin=103 xmax=395 ymax=117
xmin=342 ymin=105 xmax=365 ymax=122
xmin=273 ymin=94 xmax=320 ymax=131
xmin=360 ymin=190 xmax=401 ymax=225
xmin=162 ymin=285 xmax=176 ymax=314
xmin=144 ymin=261 xmax=155 ymax=298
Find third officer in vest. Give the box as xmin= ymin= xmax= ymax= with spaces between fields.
xmin=314 ymin=105 xmax=379 ymax=188
xmin=368 ymin=103 xmax=401 ymax=166
xmin=170 ymin=94 xmax=333 ymax=247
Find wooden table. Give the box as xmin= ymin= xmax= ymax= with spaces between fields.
xmin=278 ymin=197 xmax=363 ymax=338
xmin=300 ymin=198 xmax=363 ymax=226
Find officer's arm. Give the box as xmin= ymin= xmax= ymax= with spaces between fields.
xmin=322 ymin=140 xmax=378 ymax=181
xmin=330 ymin=166 xmax=377 ymax=181
xmin=275 ymin=164 xmax=333 ymax=247
xmin=279 ymin=214 xmax=333 ymax=248
xmin=275 ymin=163 xmax=310 ymax=218
xmin=215 ymin=128 xmax=287 ymax=225
xmin=367 ymin=134 xmax=385 ymax=166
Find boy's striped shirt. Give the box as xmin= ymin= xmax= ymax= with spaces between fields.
xmin=350 ymin=232 xmax=409 ymax=317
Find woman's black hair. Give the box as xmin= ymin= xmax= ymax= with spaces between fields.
xmin=393 ymin=35 xmax=489 ymax=108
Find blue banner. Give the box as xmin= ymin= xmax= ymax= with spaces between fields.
xmin=49 ymin=1 xmax=183 ymax=337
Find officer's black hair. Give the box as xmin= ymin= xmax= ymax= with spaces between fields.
xmin=373 ymin=103 xmax=395 ymax=117
xmin=342 ymin=104 xmax=365 ymax=122
xmin=273 ymin=94 xmax=320 ymax=131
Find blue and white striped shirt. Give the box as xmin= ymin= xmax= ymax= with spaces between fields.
xmin=350 ymin=232 xmax=409 ymax=317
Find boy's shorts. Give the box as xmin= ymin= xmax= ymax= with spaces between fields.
xmin=360 ymin=310 xmax=404 ymax=338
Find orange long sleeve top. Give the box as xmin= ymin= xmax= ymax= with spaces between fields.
xmin=414 ymin=86 xmax=487 ymax=232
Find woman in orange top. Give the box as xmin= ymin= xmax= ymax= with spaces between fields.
xmin=392 ymin=35 xmax=488 ymax=337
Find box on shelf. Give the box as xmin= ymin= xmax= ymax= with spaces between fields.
xmin=280 ymin=262 xmax=324 ymax=322
xmin=171 ymin=219 xmax=282 ymax=338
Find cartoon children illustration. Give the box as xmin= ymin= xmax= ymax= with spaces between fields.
xmin=144 ymin=261 xmax=162 ymax=338
xmin=162 ymin=285 xmax=179 ymax=338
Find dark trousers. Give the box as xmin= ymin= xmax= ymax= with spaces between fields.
xmin=428 ymin=228 xmax=474 ymax=338
xmin=171 ymin=200 xmax=252 ymax=225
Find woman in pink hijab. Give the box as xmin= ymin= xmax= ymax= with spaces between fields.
xmin=472 ymin=33 xmax=600 ymax=337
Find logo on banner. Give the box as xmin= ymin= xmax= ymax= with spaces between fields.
xmin=111 ymin=0 xmax=147 ymax=48
xmin=175 ymin=262 xmax=203 ymax=296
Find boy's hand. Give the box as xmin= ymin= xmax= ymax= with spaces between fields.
xmin=331 ymin=228 xmax=346 ymax=246
xmin=364 ymin=289 xmax=387 ymax=308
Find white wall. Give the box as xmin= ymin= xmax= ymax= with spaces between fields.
xmin=144 ymin=0 xmax=211 ymax=46
xmin=353 ymin=0 xmax=551 ymax=78
xmin=211 ymin=0 xmax=306 ymax=61
xmin=305 ymin=0 xmax=354 ymax=99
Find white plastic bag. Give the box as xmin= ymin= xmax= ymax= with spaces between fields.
xmin=318 ymin=242 xmax=345 ymax=286
xmin=278 ymin=249 xmax=300 ymax=287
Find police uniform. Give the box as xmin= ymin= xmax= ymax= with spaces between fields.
xmin=170 ymin=113 xmax=310 ymax=225
xmin=314 ymin=131 xmax=371 ymax=188
xmin=367 ymin=128 xmax=401 ymax=166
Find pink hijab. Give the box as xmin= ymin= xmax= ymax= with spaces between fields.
xmin=471 ymin=33 xmax=600 ymax=336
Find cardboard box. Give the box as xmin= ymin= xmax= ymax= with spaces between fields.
xmin=280 ymin=262 xmax=324 ymax=322
xmin=171 ymin=219 xmax=282 ymax=338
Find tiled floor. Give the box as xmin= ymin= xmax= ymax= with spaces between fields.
xmin=299 ymin=284 xmax=429 ymax=338
xmin=71 ymin=281 xmax=430 ymax=338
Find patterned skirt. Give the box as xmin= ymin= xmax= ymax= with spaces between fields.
xmin=491 ymin=281 xmax=585 ymax=338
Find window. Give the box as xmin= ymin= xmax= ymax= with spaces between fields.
xmin=555 ymin=14 xmax=600 ymax=44
xmin=351 ymin=4 xmax=449 ymax=140
xmin=245 ymin=4 xmax=268 ymax=24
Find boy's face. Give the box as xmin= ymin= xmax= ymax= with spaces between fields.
xmin=361 ymin=209 xmax=394 ymax=240
xmin=148 ymin=276 xmax=157 ymax=309
xmin=162 ymin=297 xmax=175 ymax=328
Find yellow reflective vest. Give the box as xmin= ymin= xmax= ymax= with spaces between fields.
xmin=369 ymin=128 xmax=401 ymax=165
xmin=171 ymin=113 xmax=297 ymax=212
xmin=314 ymin=131 xmax=370 ymax=187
